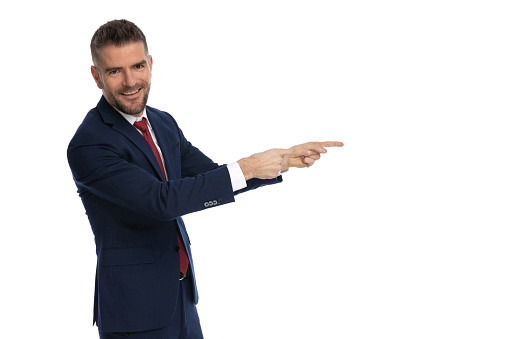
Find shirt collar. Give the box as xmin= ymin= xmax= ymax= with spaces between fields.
xmin=115 ymin=107 xmax=149 ymax=126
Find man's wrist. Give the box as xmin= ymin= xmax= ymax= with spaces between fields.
xmin=237 ymin=158 xmax=254 ymax=181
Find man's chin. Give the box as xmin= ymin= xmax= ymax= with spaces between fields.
xmin=112 ymin=96 xmax=147 ymax=116
xmin=103 ymin=88 xmax=150 ymax=116
xmin=117 ymin=103 xmax=145 ymax=116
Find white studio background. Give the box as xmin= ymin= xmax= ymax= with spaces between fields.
xmin=1 ymin=1 xmax=508 ymax=338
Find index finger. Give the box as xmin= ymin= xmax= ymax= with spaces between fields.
xmin=302 ymin=141 xmax=344 ymax=154
xmin=315 ymin=141 xmax=344 ymax=148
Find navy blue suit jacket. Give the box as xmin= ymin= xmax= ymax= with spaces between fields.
xmin=67 ymin=96 xmax=280 ymax=332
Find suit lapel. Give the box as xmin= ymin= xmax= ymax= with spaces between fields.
xmin=147 ymin=107 xmax=176 ymax=180
xmin=97 ymin=96 xmax=167 ymax=181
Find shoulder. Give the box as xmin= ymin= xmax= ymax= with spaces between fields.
xmin=68 ymin=103 xmax=122 ymax=152
xmin=146 ymin=105 xmax=179 ymax=126
xmin=69 ymin=108 xmax=105 ymax=142
xmin=146 ymin=105 xmax=184 ymax=140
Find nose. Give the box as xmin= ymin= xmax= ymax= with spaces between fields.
xmin=122 ymin=69 xmax=136 ymax=88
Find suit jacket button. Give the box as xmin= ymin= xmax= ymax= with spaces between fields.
xmin=174 ymin=246 xmax=180 ymax=252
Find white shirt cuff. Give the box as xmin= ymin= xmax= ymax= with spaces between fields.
xmin=227 ymin=162 xmax=247 ymax=192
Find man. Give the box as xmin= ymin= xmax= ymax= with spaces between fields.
xmin=67 ymin=19 xmax=343 ymax=339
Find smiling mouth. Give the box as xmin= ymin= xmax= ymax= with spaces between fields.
xmin=121 ymin=88 xmax=141 ymax=96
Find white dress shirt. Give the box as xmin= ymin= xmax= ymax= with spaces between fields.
xmin=117 ymin=109 xmax=247 ymax=192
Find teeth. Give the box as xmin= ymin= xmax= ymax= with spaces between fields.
xmin=122 ymin=88 xmax=140 ymax=95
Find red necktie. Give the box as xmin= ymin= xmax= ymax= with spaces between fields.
xmin=133 ymin=117 xmax=190 ymax=276
xmin=133 ymin=118 xmax=167 ymax=181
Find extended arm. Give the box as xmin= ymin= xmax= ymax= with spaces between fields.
xmin=68 ymin=142 xmax=235 ymax=221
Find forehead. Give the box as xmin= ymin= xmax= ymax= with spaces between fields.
xmin=96 ymin=41 xmax=148 ymax=68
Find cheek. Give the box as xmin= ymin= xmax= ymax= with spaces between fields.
xmin=102 ymin=78 xmax=120 ymax=93
xmin=143 ymin=71 xmax=152 ymax=84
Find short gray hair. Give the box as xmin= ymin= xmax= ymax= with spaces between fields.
xmin=90 ymin=19 xmax=148 ymax=65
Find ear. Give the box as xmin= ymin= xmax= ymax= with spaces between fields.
xmin=91 ymin=65 xmax=103 ymax=90
xmin=149 ymin=55 xmax=153 ymax=71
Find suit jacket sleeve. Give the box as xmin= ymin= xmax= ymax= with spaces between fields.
xmin=68 ymin=144 xmax=234 ymax=221
xmin=175 ymin=122 xmax=282 ymax=195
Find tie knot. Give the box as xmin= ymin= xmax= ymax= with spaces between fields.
xmin=133 ymin=117 xmax=149 ymax=134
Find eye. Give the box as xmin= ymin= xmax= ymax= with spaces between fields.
xmin=109 ymin=69 xmax=120 ymax=75
xmin=134 ymin=64 xmax=145 ymax=70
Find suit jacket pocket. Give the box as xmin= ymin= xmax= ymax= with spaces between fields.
xmin=101 ymin=246 xmax=154 ymax=266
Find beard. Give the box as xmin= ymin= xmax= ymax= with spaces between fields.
xmin=105 ymin=83 xmax=151 ymax=116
